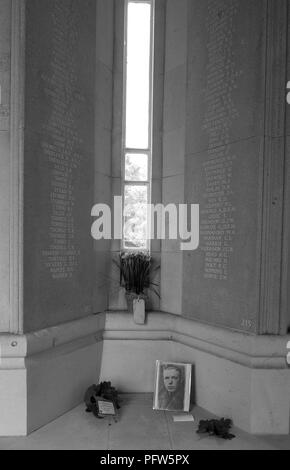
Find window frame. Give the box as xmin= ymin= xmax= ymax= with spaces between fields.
xmin=121 ymin=0 xmax=155 ymax=252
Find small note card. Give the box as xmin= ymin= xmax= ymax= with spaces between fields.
xmin=173 ymin=414 xmax=195 ymax=423
xmin=97 ymin=400 xmax=116 ymax=416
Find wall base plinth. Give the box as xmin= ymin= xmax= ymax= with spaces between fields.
xmin=0 ymin=314 xmax=105 ymax=436
xmin=101 ymin=312 xmax=290 ymax=435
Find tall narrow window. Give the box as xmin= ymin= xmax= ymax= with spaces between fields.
xmin=122 ymin=0 xmax=154 ymax=251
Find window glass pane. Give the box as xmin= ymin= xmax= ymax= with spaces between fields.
xmin=125 ymin=2 xmax=151 ymax=149
xmin=125 ymin=154 xmax=148 ymax=181
xmin=124 ymin=185 xmax=148 ymax=249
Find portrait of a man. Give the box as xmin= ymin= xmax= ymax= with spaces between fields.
xmin=153 ymin=361 xmax=192 ymax=412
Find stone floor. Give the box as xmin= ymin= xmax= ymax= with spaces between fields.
xmin=0 ymin=394 xmax=289 ymax=450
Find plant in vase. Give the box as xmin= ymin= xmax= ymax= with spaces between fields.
xmin=115 ymin=251 xmax=160 ymax=323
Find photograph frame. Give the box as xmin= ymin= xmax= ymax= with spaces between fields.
xmin=153 ymin=361 xmax=192 ymax=412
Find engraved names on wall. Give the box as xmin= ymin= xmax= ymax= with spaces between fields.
xmin=24 ymin=0 xmax=96 ymax=329
xmin=41 ymin=2 xmax=84 ymax=280
xmin=200 ymin=0 xmax=240 ymax=281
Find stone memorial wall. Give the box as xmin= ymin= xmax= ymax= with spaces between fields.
xmin=24 ymin=0 xmax=97 ymax=332
xmin=183 ymin=0 xmax=266 ymax=332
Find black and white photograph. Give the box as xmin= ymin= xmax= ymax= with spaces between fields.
xmin=0 ymin=0 xmax=290 ymax=454
xmin=153 ymin=361 xmax=191 ymax=412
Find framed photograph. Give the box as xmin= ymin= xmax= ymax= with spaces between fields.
xmin=153 ymin=361 xmax=192 ymax=412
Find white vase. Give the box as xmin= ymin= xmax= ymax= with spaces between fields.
xmin=133 ymin=297 xmax=146 ymax=325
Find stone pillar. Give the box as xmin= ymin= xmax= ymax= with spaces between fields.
xmin=0 ymin=0 xmax=114 ymax=436
xmin=161 ymin=0 xmax=187 ymax=315
xmin=0 ymin=0 xmax=24 ymax=335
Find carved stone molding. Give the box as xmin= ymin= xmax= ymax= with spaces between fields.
xmin=9 ymin=0 xmax=25 ymax=333
xmin=104 ymin=311 xmax=290 ymax=370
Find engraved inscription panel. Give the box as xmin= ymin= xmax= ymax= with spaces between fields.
xmin=24 ymin=0 xmax=96 ymax=331
xmin=183 ymin=0 xmax=265 ymax=331
xmin=201 ymin=0 xmax=239 ymax=281
xmin=41 ymin=2 xmax=83 ymax=281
